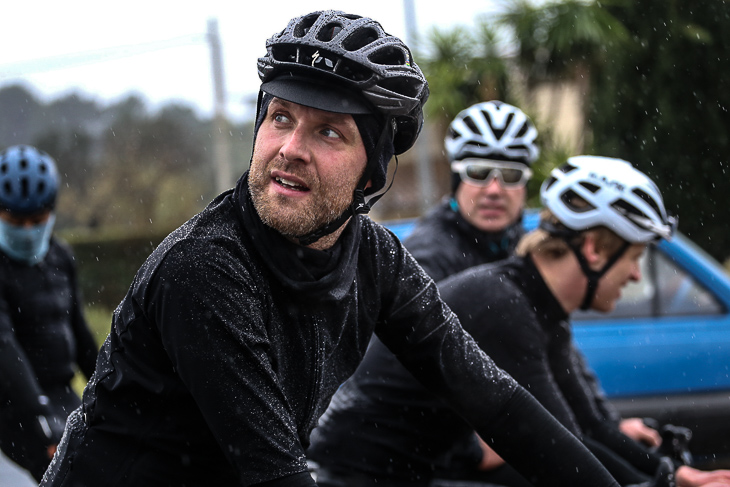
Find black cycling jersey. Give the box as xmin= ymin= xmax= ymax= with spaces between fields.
xmin=405 ymin=200 xmax=621 ymax=427
xmin=403 ymin=198 xmax=524 ymax=282
xmin=439 ymin=257 xmax=667 ymax=481
xmin=42 ymin=175 xmax=618 ymax=487
xmin=0 ymin=238 xmax=98 ymax=480
xmin=309 ymin=256 xmax=664 ymax=486
xmin=305 ymin=200 xmax=527 ymax=481
xmin=409 ymin=200 xmax=621 ymax=468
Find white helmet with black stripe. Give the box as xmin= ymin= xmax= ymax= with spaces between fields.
xmin=445 ymin=101 xmax=539 ymax=164
xmin=540 ymin=155 xmax=676 ymax=243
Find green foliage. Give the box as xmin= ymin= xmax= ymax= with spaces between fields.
xmin=419 ymin=23 xmax=510 ymax=123
xmin=589 ymin=1 xmax=730 ymax=260
xmin=497 ymin=0 xmax=630 ymax=83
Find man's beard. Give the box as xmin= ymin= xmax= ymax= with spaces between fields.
xmin=248 ymin=158 xmax=356 ymax=238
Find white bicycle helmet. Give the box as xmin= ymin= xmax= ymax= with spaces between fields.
xmin=445 ymin=101 xmax=539 ymax=164
xmin=541 ymin=155 xmax=675 ymax=243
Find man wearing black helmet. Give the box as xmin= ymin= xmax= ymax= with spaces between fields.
xmin=43 ymin=11 xmax=620 ymax=487
xmin=0 ymin=145 xmax=98 ymax=482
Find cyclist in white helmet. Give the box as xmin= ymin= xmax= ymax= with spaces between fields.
xmin=432 ymin=156 xmax=730 ymax=486
xmin=404 ymin=100 xmax=539 ymax=281
xmin=308 ymin=101 xmax=541 ymax=484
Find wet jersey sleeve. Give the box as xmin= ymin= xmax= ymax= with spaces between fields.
xmin=444 ymin=276 xmax=584 ymax=436
xmin=373 ymin=239 xmax=619 ymax=487
xmin=65 ymin=249 xmax=99 ymax=380
xmin=0 ymin=282 xmax=52 ymax=415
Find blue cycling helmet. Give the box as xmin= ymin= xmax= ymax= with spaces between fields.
xmin=0 ymin=145 xmax=59 ymax=215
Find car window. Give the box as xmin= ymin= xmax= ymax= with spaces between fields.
xmin=574 ymin=246 xmax=724 ymax=320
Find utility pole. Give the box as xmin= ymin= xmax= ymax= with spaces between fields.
xmin=208 ymin=18 xmax=233 ymax=193
xmin=403 ymin=0 xmax=436 ymax=214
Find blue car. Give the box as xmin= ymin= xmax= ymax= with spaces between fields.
xmin=384 ymin=210 xmax=730 ymax=467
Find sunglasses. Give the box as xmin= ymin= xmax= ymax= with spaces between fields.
xmin=451 ymin=159 xmax=533 ymax=188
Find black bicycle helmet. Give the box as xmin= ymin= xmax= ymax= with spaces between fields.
xmin=0 ymin=145 xmax=59 ymax=215
xmin=255 ymin=11 xmax=429 ymax=245
xmin=257 ymin=10 xmax=429 ymax=155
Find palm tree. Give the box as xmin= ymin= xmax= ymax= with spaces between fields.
xmin=497 ymin=0 xmax=629 ymax=151
xmin=419 ymin=21 xmax=509 ymax=125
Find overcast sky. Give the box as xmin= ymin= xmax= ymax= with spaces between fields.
xmin=1 ymin=0 xmax=503 ymax=122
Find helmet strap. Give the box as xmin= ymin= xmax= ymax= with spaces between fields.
xmin=538 ymin=220 xmax=631 ymax=310
xmin=297 ymin=117 xmax=396 ymax=246
xmin=569 ymin=240 xmax=631 ymax=310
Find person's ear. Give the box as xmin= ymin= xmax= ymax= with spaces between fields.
xmin=580 ymin=232 xmax=609 ymax=270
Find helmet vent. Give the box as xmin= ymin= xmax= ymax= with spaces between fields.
xmin=559 ymin=163 xmax=577 ymax=174
xmin=295 ymin=13 xmax=320 ymax=37
xmin=579 ymin=182 xmax=600 ymax=193
xmin=369 ymin=45 xmax=408 ymax=66
xmin=317 ymin=23 xmax=343 ymax=42
xmin=343 ymin=28 xmax=379 ymax=51
xmin=561 ymin=189 xmax=595 ymax=213
xmin=38 ymin=181 xmax=46 ymax=194
xmin=20 ymin=158 xmax=28 ymax=170
xmin=632 ymin=188 xmax=662 ymax=219
xmin=515 ymin=122 xmax=529 ymax=138
xmin=543 ymin=176 xmax=557 ymax=191
xmin=0 ymin=163 xmax=6 ymax=174
xmin=611 ymin=198 xmax=647 ymax=221
xmin=494 ymin=113 xmax=515 ymax=139
xmin=39 ymin=163 xmax=48 ymax=174
xmin=338 ymin=58 xmax=372 ymax=81
xmin=2 ymin=181 xmax=10 ymax=195
xmin=611 ymin=199 xmax=651 ymax=234
xmin=379 ymin=76 xmax=422 ymax=99
xmin=20 ymin=178 xmax=29 ymax=198
xmin=463 ymin=116 xmax=481 ymax=135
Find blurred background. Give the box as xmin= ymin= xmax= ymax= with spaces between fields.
xmin=1 ymin=0 xmax=729 ymax=341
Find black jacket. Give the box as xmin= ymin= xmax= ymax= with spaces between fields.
xmin=44 ymin=177 xmax=619 ymax=487
xmin=403 ymin=198 xmax=524 ymax=282
xmin=0 ymin=238 xmax=97 ymax=418
xmin=309 ymin=256 xmax=660 ymax=485
xmin=408 ymin=200 xmax=621 ymax=444
xmin=439 ymin=256 xmax=666 ymax=478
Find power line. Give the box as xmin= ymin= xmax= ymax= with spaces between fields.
xmin=0 ymin=33 xmax=207 ymax=78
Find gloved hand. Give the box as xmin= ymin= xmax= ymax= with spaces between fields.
xmin=657 ymin=424 xmax=693 ymax=467
xmin=28 ymin=395 xmax=66 ymax=458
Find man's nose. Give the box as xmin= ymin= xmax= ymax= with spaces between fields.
xmin=279 ymin=127 xmax=311 ymax=163
xmin=482 ymin=177 xmax=504 ymax=194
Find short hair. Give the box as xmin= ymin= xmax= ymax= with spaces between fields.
xmin=516 ymin=208 xmax=627 ymax=259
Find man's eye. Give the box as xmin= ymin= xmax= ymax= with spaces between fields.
xmin=322 ymin=128 xmax=341 ymax=139
xmin=273 ymin=113 xmax=290 ymax=123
